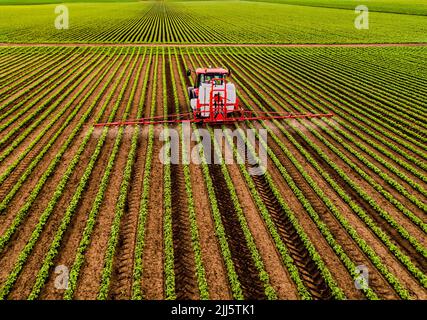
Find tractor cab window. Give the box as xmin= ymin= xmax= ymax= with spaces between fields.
xmin=198 ymin=73 xmax=224 ymax=86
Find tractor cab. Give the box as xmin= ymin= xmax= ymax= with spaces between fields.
xmin=187 ymin=68 xmax=230 ymax=96
xmin=195 ymin=68 xmax=228 ymax=87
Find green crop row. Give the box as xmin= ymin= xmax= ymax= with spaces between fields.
xmin=0 ymin=47 xmax=61 ymax=98
xmin=223 ymin=126 xmax=311 ymax=299
xmin=131 ymin=48 xmax=156 ymax=300
xmin=1 ymin=1 xmax=426 ymax=44
xmin=285 ymin=125 xmax=427 ymax=289
xmin=96 ymin=48 xmax=142 ymax=300
xmin=199 ymin=47 xmax=344 ymax=299
xmin=0 ymin=47 xmax=123 ymax=252
xmin=311 ymin=120 xmax=426 ymax=226
xmin=0 ymin=50 xmax=108 ymax=212
xmin=228 ymin=46 xmax=427 ymax=209
xmin=324 ymin=119 xmax=427 ymax=185
xmin=169 ymin=47 xmax=209 ymax=299
xmin=178 ymin=48 xmax=244 ymax=300
xmin=243 ymin=46 xmax=427 ymax=170
xmin=294 ymin=122 xmax=427 ymax=278
xmin=0 ymin=48 xmax=67 ymax=108
xmin=309 ymin=49 xmax=427 ymax=109
xmin=211 ymin=47 xmax=426 ymax=291
xmin=0 ymin=49 xmax=96 ymax=150
xmin=253 ymin=118 xmax=411 ymax=298
xmin=246 ymin=47 xmax=427 ymax=178
xmin=208 ymin=126 xmax=277 ymax=300
xmin=64 ymin=127 xmax=124 ymax=300
xmin=28 ymin=125 xmax=112 ymax=300
xmin=0 ymin=52 xmax=92 ymax=186
xmin=269 ymin=49 xmax=427 ymax=159
xmin=277 ymin=49 xmax=427 ymax=133
xmin=33 ymin=48 xmax=140 ymax=301
xmin=269 ymin=122 xmax=413 ymax=298
xmin=268 ymin=47 xmax=427 ymax=144
xmin=162 ymin=49 xmax=177 ymax=300
xmin=295 ymin=124 xmax=427 ymax=258
xmin=292 ymin=49 xmax=427 ymax=124
xmin=220 ymin=58 xmax=413 ymax=296
xmin=234 ymin=81 xmax=413 ymax=298
xmin=207 ymin=47 xmax=357 ymax=299
xmin=0 ymin=49 xmax=84 ymax=131
xmin=0 ymin=48 xmax=132 ymax=300
xmin=64 ymin=49 xmax=134 ymax=300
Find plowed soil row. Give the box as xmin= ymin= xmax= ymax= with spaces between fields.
xmin=0 ymin=47 xmax=425 ymax=300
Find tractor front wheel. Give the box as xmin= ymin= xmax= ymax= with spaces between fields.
xmin=187 ymin=87 xmax=195 ymax=100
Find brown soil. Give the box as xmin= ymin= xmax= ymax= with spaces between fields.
xmin=172 ymin=54 xmax=232 ymax=300
xmin=165 ymin=55 xmax=199 ymax=300
xmin=1 ymin=52 xmax=131 ymax=300
xmin=224 ymin=148 xmax=299 ymax=299
xmin=39 ymin=53 xmax=148 ymax=300
xmin=139 ymin=55 xmax=166 ymax=300
xmin=0 ymin=52 xmax=94 ymax=183
xmin=1 ymin=47 xmax=425 ymax=301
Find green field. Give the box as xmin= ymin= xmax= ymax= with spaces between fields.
xmin=247 ymin=0 xmax=427 ymax=16
xmin=0 ymin=44 xmax=426 ymax=300
xmin=0 ymin=0 xmax=139 ymax=4
xmin=0 ymin=1 xmax=426 ymax=43
xmin=0 ymin=0 xmax=426 ymax=303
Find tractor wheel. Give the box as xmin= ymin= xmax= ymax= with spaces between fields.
xmin=187 ymin=87 xmax=195 ymax=99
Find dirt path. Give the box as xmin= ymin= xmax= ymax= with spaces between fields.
xmin=139 ymin=54 xmax=166 ymax=300
xmin=0 ymin=42 xmax=426 ymax=48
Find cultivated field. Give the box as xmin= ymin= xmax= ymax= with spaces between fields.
xmin=0 ymin=44 xmax=425 ymax=300
xmin=0 ymin=1 xmax=426 ymax=43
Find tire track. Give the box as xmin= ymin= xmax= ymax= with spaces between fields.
xmin=207 ymin=158 xmax=266 ymax=300
xmin=287 ymin=125 xmax=427 ymax=275
xmin=165 ymin=55 xmax=199 ymax=300
xmin=266 ymin=136 xmax=399 ymax=299
xmin=109 ymin=53 xmax=150 ymax=300
xmin=239 ymin=141 xmax=333 ymax=300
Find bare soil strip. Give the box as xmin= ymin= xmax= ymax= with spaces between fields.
xmin=207 ymin=157 xmax=266 ymax=300
xmin=0 ymin=52 xmax=118 ymax=299
xmin=165 ymin=55 xmax=199 ymax=300
xmin=224 ymin=154 xmax=299 ymax=299
xmin=0 ymin=43 xmax=426 ymax=48
xmin=108 ymin=54 xmax=149 ymax=300
xmin=223 ymin=55 xmax=427 ymax=279
xmin=172 ymin=54 xmax=231 ymax=299
xmin=140 ymin=55 xmax=165 ymax=300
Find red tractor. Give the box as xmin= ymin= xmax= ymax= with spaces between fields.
xmin=95 ymin=66 xmax=333 ymax=127
xmin=187 ymin=67 xmax=239 ymax=122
